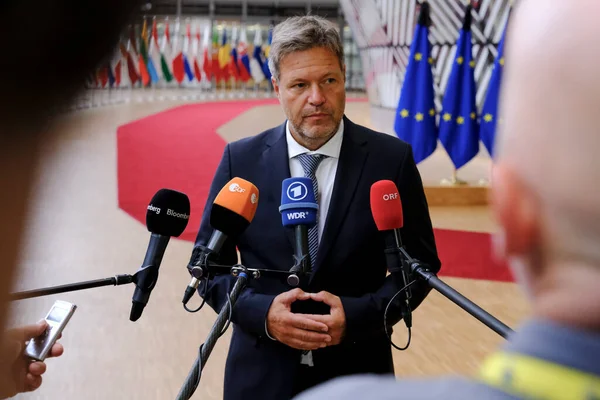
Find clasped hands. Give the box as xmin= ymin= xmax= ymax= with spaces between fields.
xmin=266 ymin=288 xmax=346 ymax=351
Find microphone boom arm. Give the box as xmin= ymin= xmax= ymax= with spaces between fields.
xmin=8 ymin=274 xmax=134 ymax=301
xmin=398 ymin=248 xmax=514 ymax=339
xmin=188 ymin=262 xmax=299 ymax=282
xmin=8 ymin=263 xmax=290 ymax=302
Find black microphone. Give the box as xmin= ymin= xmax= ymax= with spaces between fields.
xmin=370 ymin=180 xmax=412 ymax=329
xmin=182 ymin=178 xmax=259 ymax=305
xmin=130 ymin=189 xmax=190 ymax=321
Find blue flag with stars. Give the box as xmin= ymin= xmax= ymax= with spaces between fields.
xmin=394 ymin=2 xmax=438 ymax=164
xmin=480 ymin=25 xmax=507 ymax=157
xmin=439 ymin=5 xmax=480 ymax=169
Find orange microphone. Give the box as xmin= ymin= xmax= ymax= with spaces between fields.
xmin=183 ymin=177 xmax=259 ymax=304
xmin=210 ymin=178 xmax=259 ymax=236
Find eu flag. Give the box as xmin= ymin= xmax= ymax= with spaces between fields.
xmin=480 ymin=25 xmax=507 ymax=157
xmin=394 ymin=2 xmax=438 ymax=164
xmin=439 ymin=5 xmax=480 ymax=170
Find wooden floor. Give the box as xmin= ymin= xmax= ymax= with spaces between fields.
xmin=6 ymin=95 xmax=529 ymax=399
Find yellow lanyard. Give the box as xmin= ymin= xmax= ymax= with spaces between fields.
xmin=479 ymin=352 xmax=600 ymax=400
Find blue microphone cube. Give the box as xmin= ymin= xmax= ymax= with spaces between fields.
xmin=279 ymin=177 xmax=318 ymax=227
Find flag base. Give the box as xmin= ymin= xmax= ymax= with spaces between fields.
xmin=441 ymin=170 xmax=468 ymax=186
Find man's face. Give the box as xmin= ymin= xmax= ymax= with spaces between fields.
xmin=272 ymin=47 xmax=346 ymax=148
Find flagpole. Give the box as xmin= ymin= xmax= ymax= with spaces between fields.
xmin=115 ymin=75 xmax=121 ymax=105
xmin=92 ymin=87 xmax=97 ymax=108
xmin=438 ymin=3 xmax=479 ymax=187
xmin=126 ymin=74 xmax=133 ymax=103
xmin=441 ymin=168 xmax=468 ymax=186
xmin=89 ymin=86 xmax=95 ymax=108
xmin=101 ymin=86 xmax=108 ymax=107
xmin=452 ymin=168 xmax=467 ymax=185
xmin=209 ymin=76 xmax=215 ymax=100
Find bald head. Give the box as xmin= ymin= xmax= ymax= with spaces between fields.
xmin=495 ymin=0 xmax=600 ymax=265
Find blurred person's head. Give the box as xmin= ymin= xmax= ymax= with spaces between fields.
xmin=0 ymin=2 xmax=140 ymax=390
xmin=0 ymin=1 xmax=140 ymax=134
xmin=269 ymin=15 xmax=346 ymax=151
xmin=492 ymin=0 xmax=600 ymax=330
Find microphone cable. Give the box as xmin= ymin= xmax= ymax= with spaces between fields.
xmin=183 ymin=277 xmax=209 ymax=313
xmin=384 ymin=279 xmax=418 ymax=351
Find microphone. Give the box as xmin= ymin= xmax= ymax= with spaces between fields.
xmin=130 ymin=189 xmax=190 ymax=322
xmin=370 ymin=180 xmax=412 ymax=329
xmin=182 ymin=177 xmax=259 ymax=304
xmin=278 ymin=177 xmax=318 ymax=287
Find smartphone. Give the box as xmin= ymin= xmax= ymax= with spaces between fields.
xmin=24 ymin=300 xmax=77 ymax=361
xmin=291 ymin=299 xmax=330 ymax=316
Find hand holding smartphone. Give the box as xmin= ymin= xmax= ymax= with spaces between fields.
xmin=23 ymin=300 xmax=76 ymax=362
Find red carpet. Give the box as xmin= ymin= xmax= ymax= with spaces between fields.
xmin=117 ymin=99 xmax=514 ymax=283
xmin=433 ymin=229 xmax=513 ymax=282
xmin=117 ymin=100 xmax=280 ymax=243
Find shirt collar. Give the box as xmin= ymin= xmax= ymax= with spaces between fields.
xmin=285 ymin=119 xmax=344 ymax=160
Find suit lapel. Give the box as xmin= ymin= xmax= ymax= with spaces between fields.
xmin=263 ymin=121 xmax=295 ymax=249
xmin=313 ymin=117 xmax=369 ymax=277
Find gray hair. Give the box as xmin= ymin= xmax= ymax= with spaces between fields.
xmin=267 ymin=15 xmax=345 ymax=82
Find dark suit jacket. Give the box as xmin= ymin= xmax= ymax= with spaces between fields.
xmin=190 ymin=116 xmax=441 ymax=400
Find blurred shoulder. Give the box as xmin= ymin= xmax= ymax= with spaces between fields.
xmin=294 ymin=375 xmax=519 ymax=400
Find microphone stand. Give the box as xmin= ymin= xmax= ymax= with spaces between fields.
xmin=286 ymin=225 xmax=310 ymax=287
xmin=399 ymin=248 xmax=514 ymax=339
xmin=8 ymin=274 xmax=134 ymax=301
xmin=175 ymin=265 xmax=249 ymax=400
xmin=176 ymin=262 xmax=296 ymax=400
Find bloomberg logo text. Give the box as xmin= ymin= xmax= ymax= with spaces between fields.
xmin=147 ymin=205 xmax=161 ymax=214
xmin=167 ymin=209 xmax=189 ymax=220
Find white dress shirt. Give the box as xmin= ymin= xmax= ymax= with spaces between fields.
xmin=285 ymin=119 xmax=344 ymax=242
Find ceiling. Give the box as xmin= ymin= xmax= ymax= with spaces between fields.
xmin=172 ymin=0 xmax=339 ymax=4
xmin=143 ymin=0 xmax=341 ymax=19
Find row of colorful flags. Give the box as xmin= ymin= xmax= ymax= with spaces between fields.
xmin=394 ymin=2 xmax=508 ymax=168
xmin=92 ymin=18 xmax=273 ymax=89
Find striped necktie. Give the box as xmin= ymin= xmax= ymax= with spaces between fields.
xmin=294 ymin=153 xmax=328 ymax=269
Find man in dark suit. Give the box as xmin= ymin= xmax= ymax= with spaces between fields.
xmin=189 ymin=15 xmax=441 ymax=400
